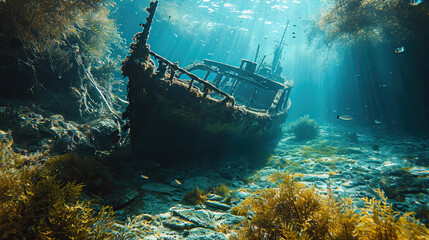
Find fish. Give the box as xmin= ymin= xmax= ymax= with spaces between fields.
xmin=0 ymin=106 xmax=5 ymax=114
xmin=395 ymin=46 xmax=405 ymax=53
xmin=141 ymin=174 xmax=149 ymax=180
xmin=410 ymin=0 xmax=423 ymax=6
xmin=337 ymin=115 xmax=353 ymax=121
xmin=175 ymin=179 xmax=182 ymax=185
xmin=374 ymin=120 xmax=382 ymax=124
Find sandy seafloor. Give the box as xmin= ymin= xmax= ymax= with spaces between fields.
xmin=106 ymin=123 xmax=429 ymax=239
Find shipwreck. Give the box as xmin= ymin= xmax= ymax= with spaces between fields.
xmin=121 ymin=1 xmax=293 ymax=161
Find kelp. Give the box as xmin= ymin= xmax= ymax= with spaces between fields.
xmin=315 ymin=0 xmax=429 ymax=45
xmin=45 ymin=153 xmax=115 ymax=194
xmin=183 ymin=187 xmax=207 ymax=205
xmin=0 ymin=136 xmax=116 ymax=239
xmin=0 ymin=0 xmax=125 ymax=118
xmin=0 ymin=134 xmax=156 ymax=239
xmin=231 ymin=171 xmax=429 ymax=239
xmin=0 ymin=0 xmax=104 ymax=53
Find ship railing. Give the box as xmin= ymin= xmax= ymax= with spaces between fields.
xmin=183 ymin=60 xmax=292 ymax=114
xmin=148 ymin=51 xmax=236 ymax=106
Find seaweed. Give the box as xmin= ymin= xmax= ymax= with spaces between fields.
xmin=315 ymin=0 xmax=429 ymax=46
xmin=182 ymin=187 xmax=207 ymax=205
xmin=213 ymin=184 xmax=231 ymax=197
xmin=356 ymin=189 xmax=429 ymax=239
xmin=231 ymin=172 xmax=429 ymax=239
xmin=289 ymin=115 xmax=320 ymax=141
xmin=45 ymin=153 xmax=115 ymax=194
xmin=302 ymin=142 xmax=338 ymax=158
xmin=0 ymin=139 xmax=116 ymax=239
xmin=0 ymin=0 xmax=104 ymax=53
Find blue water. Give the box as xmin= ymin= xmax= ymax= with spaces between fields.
xmin=1 ymin=1 xmax=429 ymax=238
xmin=113 ymin=0 xmax=429 ymax=137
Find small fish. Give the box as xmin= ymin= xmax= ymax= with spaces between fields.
xmin=293 ymin=24 xmax=296 ymax=27
xmin=292 ymin=36 xmax=296 ymax=38
xmin=175 ymin=179 xmax=182 ymax=185
xmin=141 ymin=174 xmax=149 ymax=180
xmin=374 ymin=120 xmax=382 ymax=124
xmin=0 ymin=106 xmax=5 ymax=114
xmin=395 ymin=46 xmax=405 ymax=53
xmin=410 ymin=0 xmax=423 ymax=6
xmin=337 ymin=115 xmax=353 ymax=121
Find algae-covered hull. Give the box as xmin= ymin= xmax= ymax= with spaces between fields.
xmin=121 ymin=1 xmax=293 ymax=161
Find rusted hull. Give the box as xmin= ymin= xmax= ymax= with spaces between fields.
xmin=121 ymin=1 xmax=290 ymax=162
xmin=124 ymin=60 xmax=287 ymax=161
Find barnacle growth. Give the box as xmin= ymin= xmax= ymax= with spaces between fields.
xmin=231 ymin=171 xmax=429 ymax=239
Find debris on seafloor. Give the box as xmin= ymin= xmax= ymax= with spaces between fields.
xmin=121 ymin=0 xmax=294 ymax=162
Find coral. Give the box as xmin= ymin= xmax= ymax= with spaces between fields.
xmin=45 ymin=153 xmax=115 ymax=194
xmin=183 ymin=187 xmax=207 ymax=205
xmin=231 ymin=172 xmax=429 ymax=240
xmin=289 ymin=115 xmax=319 ymax=141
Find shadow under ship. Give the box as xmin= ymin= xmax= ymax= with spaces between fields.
xmin=122 ymin=1 xmax=293 ymax=162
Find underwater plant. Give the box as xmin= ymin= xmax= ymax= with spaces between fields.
xmin=45 ymin=153 xmax=115 ymax=194
xmin=0 ymin=138 xmax=117 ymax=239
xmin=231 ymin=171 xmax=357 ymax=239
xmin=314 ymin=0 xmax=429 ymax=46
xmin=289 ymin=115 xmax=320 ymax=141
xmin=0 ymin=0 xmax=104 ymax=53
xmin=356 ymin=189 xmax=429 ymax=239
xmin=0 ymin=136 xmax=165 ymax=239
xmin=301 ymin=142 xmax=338 ymax=158
xmin=183 ymin=187 xmax=207 ymax=205
xmin=213 ymin=184 xmax=231 ymax=197
xmin=0 ymin=0 xmax=125 ymax=120
xmin=231 ymin=171 xmax=429 ymax=240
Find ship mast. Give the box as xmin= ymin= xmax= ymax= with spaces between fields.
xmin=271 ymin=20 xmax=289 ymax=75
